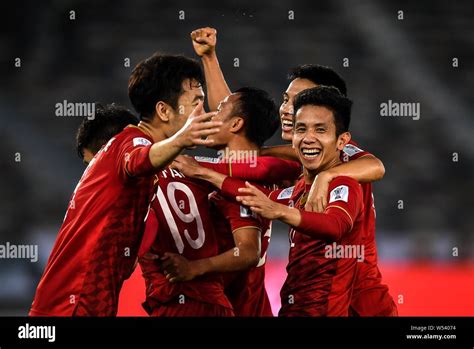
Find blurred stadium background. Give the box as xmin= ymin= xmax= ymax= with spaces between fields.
xmin=0 ymin=0 xmax=473 ymax=315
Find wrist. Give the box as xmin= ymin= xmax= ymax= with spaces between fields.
xmin=201 ymin=51 xmax=218 ymax=63
xmin=321 ymin=169 xmax=336 ymax=182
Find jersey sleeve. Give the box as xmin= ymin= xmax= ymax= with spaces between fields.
xmin=341 ymin=139 xmax=372 ymax=162
xmin=212 ymin=193 xmax=261 ymax=233
xmin=220 ymin=177 xmax=273 ymax=200
xmin=195 ymin=156 xmax=301 ymax=183
xmin=268 ymin=186 xmax=295 ymax=206
xmin=117 ymin=135 xmax=155 ymax=179
xmin=296 ymin=176 xmax=363 ymax=241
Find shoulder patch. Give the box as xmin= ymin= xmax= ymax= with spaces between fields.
xmin=133 ymin=137 xmax=152 ymax=147
xmin=343 ymin=144 xmax=363 ymax=157
xmin=240 ymin=205 xmax=256 ymax=218
xmin=194 ymin=156 xmax=220 ymax=163
xmin=329 ymin=185 xmax=349 ymax=203
xmin=277 ymin=186 xmax=295 ymax=200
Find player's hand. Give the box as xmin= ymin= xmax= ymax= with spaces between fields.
xmin=305 ymin=171 xmax=332 ymax=213
xmin=236 ymin=182 xmax=285 ymax=220
xmin=161 ymin=252 xmax=199 ymax=283
xmin=173 ymin=101 xmax=222 ymax=148
xmin=190 ymin=27 xmax=217 ymax=57
xmin=170 ymin=155 xmax=203 ymax=178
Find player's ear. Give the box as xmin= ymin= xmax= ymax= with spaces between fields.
xmin=155 ymin=101 xmax=171 ymax=123
xmin=229 ymin=116 xmax=245 ymax=133
xmin=337 ymin=131 xmax=351 ymax=151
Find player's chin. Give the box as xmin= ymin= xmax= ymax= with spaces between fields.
xmin=299 ymin=154 xmax=322 ymax=171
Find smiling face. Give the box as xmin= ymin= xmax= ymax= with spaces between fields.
xmin=279 ymin=78 xmax=318 ymax=142
xmin=292 ymin=104 xmax=348 ymax=180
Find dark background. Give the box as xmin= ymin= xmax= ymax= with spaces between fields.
xmin=0 ymin=0 xmax=472 ymax=314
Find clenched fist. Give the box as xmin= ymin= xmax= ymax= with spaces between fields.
xmin=191 ymin=27 xmax=217 ymax=57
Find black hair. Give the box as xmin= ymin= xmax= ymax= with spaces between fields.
xmin=293 ymin=86 xmax=352 ymax=136
xmin=288 ymin=64 xmax=347 ymax=96
xmin=128 ymin=53 xmax=204 ymax=121
xmin=232 ymin=87 xmax=279 ymax=147
xmin=76 ymin=103 xmax=138 ymax=158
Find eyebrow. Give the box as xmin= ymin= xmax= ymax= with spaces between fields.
xmin=192 ymin=95 xmax=205 ymax=103
xmin=295 ymin=122 xmax=327 ymax=127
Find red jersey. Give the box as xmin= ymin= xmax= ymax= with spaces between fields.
xmin=273 ymin=176 xmax=364 ymax=316
xmin=341 ymin=141 xmax=396 ymax=316
xmin=210 ymin=192 xmax=273 ymax=316
xmin=200 ymin=155 xmax=300 ymax=316
xmin=139 ymin=168 xmax=233 ymax=313
xmin=30 ymin=126 xmax=156 ymax=316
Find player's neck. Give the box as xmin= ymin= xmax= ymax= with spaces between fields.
xmin=136 ymin=121 xmax=166 ymax=143
xmin=225 ymin=137 xmax=260 ymax=154
xmin=304 ymin=156 xmax=342 ymax=184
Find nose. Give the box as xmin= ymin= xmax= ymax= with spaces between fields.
xmin=302 ymin=129 xmax=318 ymax=144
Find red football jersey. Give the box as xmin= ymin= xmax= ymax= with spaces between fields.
xmin=139 ymin=168 xmax=233 ymax=313
xmin=341 ymin=141 xmax=396 ymax=316
xmin=274 ymin=176 xmax=365 ymax=316
xmin=30 ymin=126 xmax=156 ymax=316
xmin=210 ymin=192 xmax=273 ymax=316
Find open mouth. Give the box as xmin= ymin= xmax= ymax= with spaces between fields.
xmin=301 ymin=148 xmax=321 ymax=159
xmin=281 ymin=118 xmax=293 ymax=132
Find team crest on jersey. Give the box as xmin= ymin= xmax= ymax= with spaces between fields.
xmin=133 ymin=137 xmax=152 ymax=147
xmin=240 ymin=205 xmax=257 ymax=218
xmin=329 ymin=185 xmax=349 ymax=203
xmin=342 ymin=144 xmax=363 ymax=157
xmin=277 ymin=186 xmax=295 ymax=200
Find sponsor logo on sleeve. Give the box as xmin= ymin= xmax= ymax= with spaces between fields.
xmin=194 ymin=156 xmax=220 ymax=163
xmin=133 ymin=137 xmax=152 ymax=147
xmin=342 ymin=144 xmax=363 ymax=158
xmin=240 ymin=205 xmax=257 ymax=218
xmin=277 ymin=186 xmax=295 ymax=200
xmin=329 ymin=185 xmax=349 ymax=203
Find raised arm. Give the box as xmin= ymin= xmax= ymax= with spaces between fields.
xmin=191 ymin=27 xmax=231 ymax=110
xmin=124 ymin=102 xmax=221 ymax=177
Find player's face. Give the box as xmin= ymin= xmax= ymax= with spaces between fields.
xmin=292 ymin=105 xmax=344 ymax=178
xmin=205 ymin=93 xmax=239 ymax=149
xmin=170 ymin=79 xmax=205 ymax=135
xmin=280 ymin=78 xmax=317 ymax=142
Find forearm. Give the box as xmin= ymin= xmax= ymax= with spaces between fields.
xmin=147 ymin=134 xmax=184 ymax=169
xmin=326 ymin=155 xmax=385 ymax=183
xmin=261 ymin=145 xmax=300 ymax=162
xmin=193 ymin=166 xmax=227 ymax=189
xmin=277 ymin=206 xmax=351 ymax=241
xmin=192 ymin=247 xmax=259 ymax=275
xmin=202 ymin=53 xmax=231 ymax=110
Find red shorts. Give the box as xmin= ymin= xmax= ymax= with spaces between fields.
xmin=349 ymin=290 xmax=398 ymax=317
xmin=225 ymin=267 xmax=273 ymax=317
xmin=148 ymin=297 xmax=234 ymax=317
